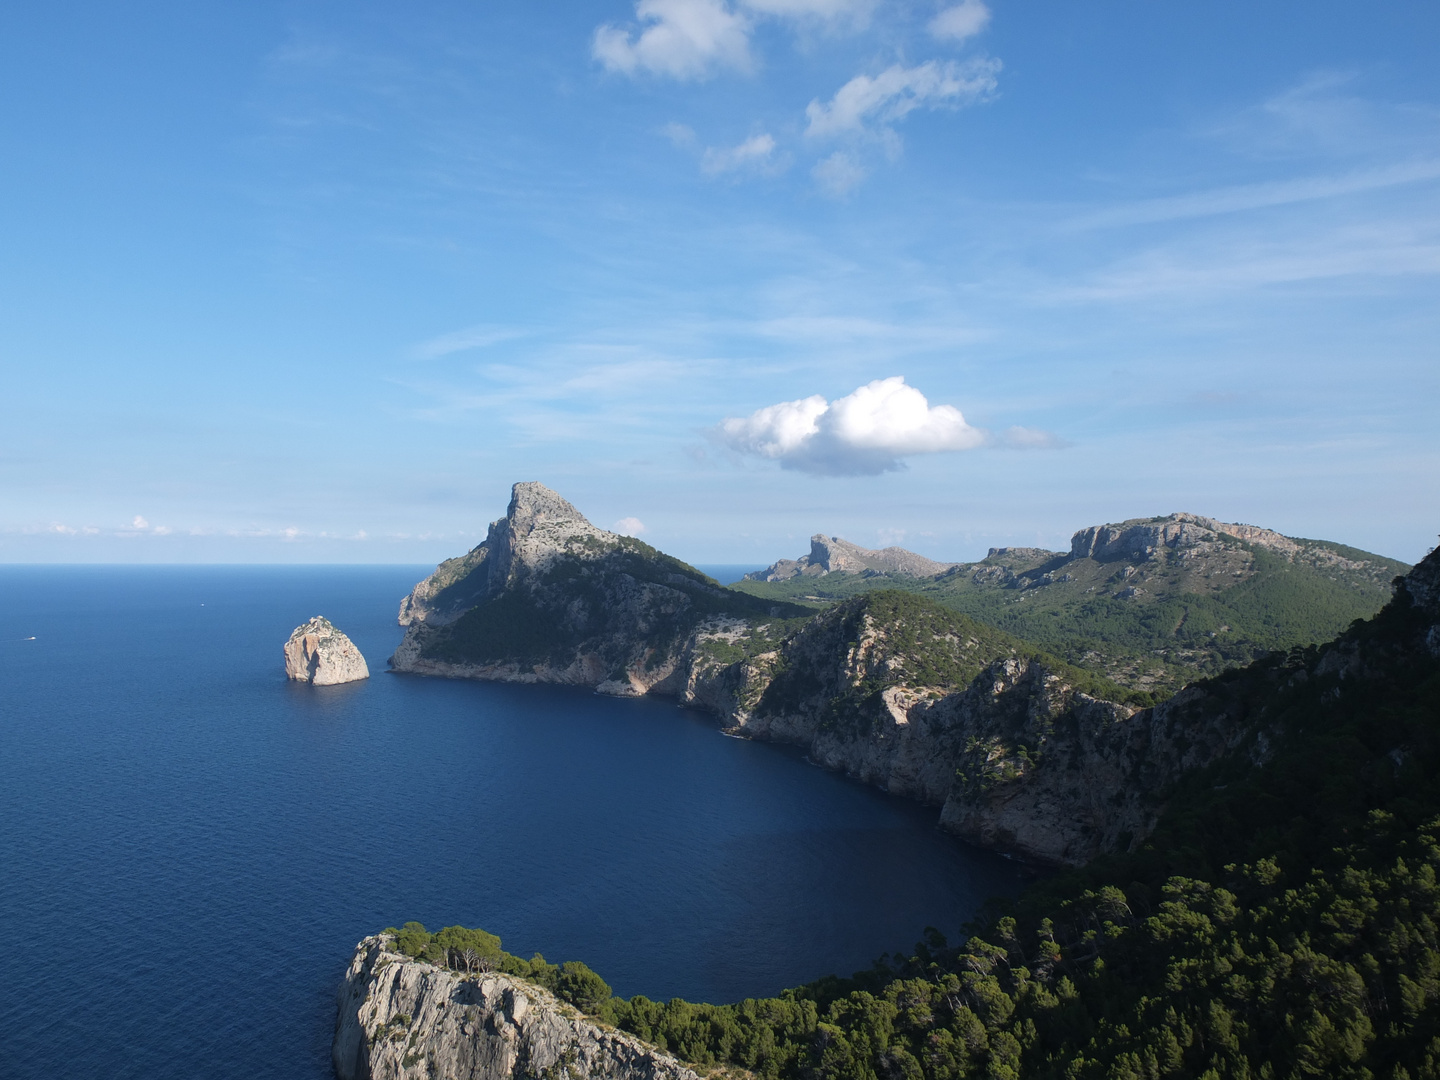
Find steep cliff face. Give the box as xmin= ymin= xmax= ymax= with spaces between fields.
xmin=335 ymin=936 xmax=700 ymax=1080
xmin=676 ymin=591 xmax=1259 ymax=866
xmin=284 ymin=616 xmax=369 ymax=685
xmin=390 ymin=482 xmax=806 ymax=695
xmin=387 ymin=482 xmax=1424 ymax=868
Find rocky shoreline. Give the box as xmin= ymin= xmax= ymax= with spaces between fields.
xmin=335 ymin=936 xmax=701 ymax=1080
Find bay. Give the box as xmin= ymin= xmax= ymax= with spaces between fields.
xmin=0 ymin=566 xmax=1028 ymax=1079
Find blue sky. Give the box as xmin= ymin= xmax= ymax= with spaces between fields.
xmin=2 ymin=0 xmax=1437 ymax=565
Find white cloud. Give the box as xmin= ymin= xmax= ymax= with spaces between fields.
xmin=132 ymin=515 xmax=149 ymax=530
xmin=741 ymin=0 xmax=872 ymax=19
xmin=702 ymin=132 xmax=779 ymax=175
xmin=593 ymin=0 xmax=752 ymax=80
xmin=716 ymin=376 xmax=986 ymax=475
xmin=661 ymin=121 xmax=697 ymax=147
xmin=928 ymin=0 xmax=990 ymax=42
xmin=614 ymin=516 xmax=647 ymax=535
xmin=812 ymin=150 xmax=867 ymax=196
xmin=805 ymin=59 xmax=1000 ymax=139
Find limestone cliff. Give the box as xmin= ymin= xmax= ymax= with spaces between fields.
xmin=673 ymin=591 xmax=1259 ymax=866
xmin=386 ymin=482 xmax=1422 ymax=868
xmin=335 ymin=936 xmax=700 ymax=1080
xmin=390 ymin=482 xmax=807 ymax=696
xmin=284 ymin=616 xmax=369 ymax=685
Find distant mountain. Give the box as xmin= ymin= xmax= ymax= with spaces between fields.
xmin=734 ymin=512 xmax=1409 ymax=694
xmin=744 ymin=534 xmax=959 ymax=581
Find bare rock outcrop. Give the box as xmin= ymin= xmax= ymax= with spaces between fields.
xmin=334 ymin=936 xmax=701 ymax=1080
xmin=745 ymin=534 xmax=957 ymax=582
xmin=284 ymin=616 xmax=369 ymax=685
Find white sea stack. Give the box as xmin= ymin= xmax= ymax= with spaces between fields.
xmin=284 ymin=616 xmax=370 ymax=685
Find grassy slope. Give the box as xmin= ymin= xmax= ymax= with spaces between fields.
xmin=732 ymin=538 xmax=1408 ymax=696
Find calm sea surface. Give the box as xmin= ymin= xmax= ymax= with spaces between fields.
xmin=0 ymin=566 xmax=1029 ymax=1079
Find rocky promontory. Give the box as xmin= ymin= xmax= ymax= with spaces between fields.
xmin=389 ymin=481 xmax=807 ymax=695
xmin=284 ymin=616 xmax=369 ymax=685
xmin=386 ymin=482 xmax=1419 ymax=867
xmin=334 ymin=935 xmax=701 ymax=1080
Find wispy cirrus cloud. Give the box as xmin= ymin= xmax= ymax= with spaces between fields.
xmin=804 ymin=58 xmax=1000 ymax=139
xmin=410 ymin=324 xmax=528 ymax=360
xmin=1070 ymin=159 xmax=1440 ymax=230
xmin=702 ymin=132 xmax=782 ymax=176
xmin=928 ymin=0 xmax=990 ymax=42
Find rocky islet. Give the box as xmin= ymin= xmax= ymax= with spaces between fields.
xmin=284 ymin=615 xmax=369 ymax=685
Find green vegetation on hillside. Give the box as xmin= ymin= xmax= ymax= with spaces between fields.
xmin=424 ymin=542 xmax=810 ymax=668
xmin=390 ymin=565 xmax=1440 ymax=1078
xmin=759 ymin=591 xmax=1155 ymax=735
xmin=732 ymin=539 xmax=1408 ymax=696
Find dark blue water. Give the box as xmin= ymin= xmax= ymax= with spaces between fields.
xmin=0 ymin=566 xmax=1028 ymax=1079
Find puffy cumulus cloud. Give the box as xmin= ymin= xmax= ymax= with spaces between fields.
xmin=805 ymin=58 xmax=1000 ymax=139
xmin=132 ymin=515 xmax=150 ymax=530
xmin=613 ymin=517 xmax=647 ymax=536
xmin=929 ymin=0 xmax=990 ymax=42
xmin=701 ymin=132 xmax=779 ymax=175
xmin=593 ymin=0 xmax=753 ymax=80
xmin=716 ymin=376 xmax=985 ymax=475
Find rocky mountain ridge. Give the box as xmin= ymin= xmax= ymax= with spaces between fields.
xmin=737 ymin=512 xmax=1408 ymax=695
xmin=335 ymin=935 xmax=700 ymax=1080
xmin=386 ymin=484 xmax=1403 ymax=866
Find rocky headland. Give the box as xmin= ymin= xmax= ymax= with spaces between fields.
xmin=343 ymin=538 xmax=1440 ymax=1080
xmin=284 ymin=616 xmax=369 ymax=685
xmin=385 ymin=483 xmax=1408 ymax=866
xmin=389 ymin=481 xmax=807 ymax=697
xmin=335 ymin=935 xmax=700 ymax=1080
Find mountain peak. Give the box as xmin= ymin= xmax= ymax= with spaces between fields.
xmin=506 ymin=482 xmax=590 ymax=530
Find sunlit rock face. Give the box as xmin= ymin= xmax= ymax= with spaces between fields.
xmin=284 ymin=616 xmax=369 ymax=685
xmin=333 ymin=936 xmax=701 ymax=1080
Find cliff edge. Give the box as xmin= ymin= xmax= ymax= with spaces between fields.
xmin=334 ymin=935 xmax=701 ymax=1080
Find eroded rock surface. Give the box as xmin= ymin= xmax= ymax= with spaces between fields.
xmin=334 ymin=936 xmax=701 ymax=1080
xmin=284 ymin=616 xmax=369 ymax=685
xmin=745 ymin=534 xmax=958 ymax=582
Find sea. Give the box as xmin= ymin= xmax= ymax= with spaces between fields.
xmin=0 ymin=565 xmax=1030 ymax=1079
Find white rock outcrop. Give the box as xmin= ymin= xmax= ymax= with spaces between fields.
xmin=284 ymin=616 xmax=369 ymax=685
xmin=334 ymin=936 xmax=702 ymax=1080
